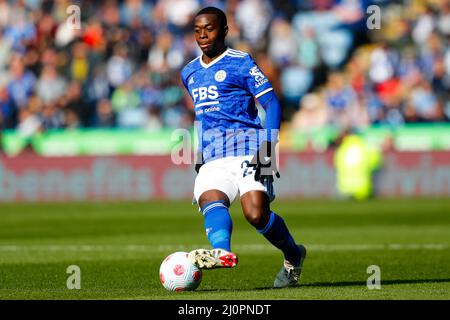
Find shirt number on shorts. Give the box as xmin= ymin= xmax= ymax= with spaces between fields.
xmin=241 ymin=160 xmax=254 ymax=178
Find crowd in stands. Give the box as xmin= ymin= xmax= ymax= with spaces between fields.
xmin=291 ymin=0 xmax=450 ymax=134
xmin=0 ymin=0 xmax=449 ymax=138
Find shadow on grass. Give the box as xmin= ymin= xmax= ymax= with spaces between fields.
xmin=299 ymin=278 xmax=450 ymax=288
xmin=197 ymin=278 xmax=450 ymax=292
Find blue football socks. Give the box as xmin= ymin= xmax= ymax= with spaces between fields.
xmin=257 ymin=211 xmax=301 ymax=266
xmin=202 ymin=201 xmax=233 ymax=252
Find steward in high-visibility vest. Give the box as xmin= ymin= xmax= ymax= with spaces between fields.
xmin=334 ymin=134 xmax=382 ymax=200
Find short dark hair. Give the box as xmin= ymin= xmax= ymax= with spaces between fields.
xmin=195 ymin=6 xmax=227 ymax=29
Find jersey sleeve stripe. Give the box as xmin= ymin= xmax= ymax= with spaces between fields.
xmin=255 ymin=87 xmax=274 ymax=99
xmin=226 ymin=53 xmax=247 ymax=58
xmin=227 ymin=51 xmax=246 ymax=55
xmin=229 ymin=49 xmax=248 ymax=56
xmin=227 ymin=52 xmax=246 ymax=57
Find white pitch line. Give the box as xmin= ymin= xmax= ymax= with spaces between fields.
xmin=0 ymin=243 xmax=448 ymax=252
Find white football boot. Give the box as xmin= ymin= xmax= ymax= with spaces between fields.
xmin=188 ymin=248 xmax=238 ymax=269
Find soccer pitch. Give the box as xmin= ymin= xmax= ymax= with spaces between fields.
xmin=0 ymin=199 xmax=449 ymax=300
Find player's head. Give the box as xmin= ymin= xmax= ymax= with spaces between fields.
xmin=194 ymin=7 xmax=228 ymax=57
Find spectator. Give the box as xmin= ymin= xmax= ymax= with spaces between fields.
xmin=406 ymin=79 xmax=443 ymax=122
xmin=324 ymin=72 xmax=368 ymax=130
xmin=145 ymin=107 xmax=163 ymax=131
xmin=0 ymin=85 xmax=15 ymax=129
xmin=369 ymin=44 xmax=395 ymax=84
xmin=120 ymin=0 xmax=153 ymax=28
xmin=107 ymin=44 xmax=133 ymax=88
xmin=268 ymin=17 xmax=297 ymax=67
xmin=86 ymin=65 xmax=111 ymax=105
xmin=7 ymin=54 xmax=36 ymax=110
xmin=93 ymin=98 xmax=117 ymax=128
xmin=111 ymin=80 xmax=140 ymax=113
xmin=111 ymin=80 xmax=143 ymax=128
xmin=291 ymin=93 xmax=328 ymax=133
xmin=235 ymin=0 xmax=272 ymax=48
xmin=2 ymin=9 xmax=36 ymax=54
xmin=70 ymin=41 xmax=90 ymax=83
xmin=35 ymin=64 xmax=67 ymax=105
xmin=17 ymin=107 xmax=41 ymax=138
xmin=62 ymin=81 xmax=92 ymax=127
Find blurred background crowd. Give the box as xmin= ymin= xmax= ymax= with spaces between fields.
xmin=0 ymin=0 xmax=449 ymax=138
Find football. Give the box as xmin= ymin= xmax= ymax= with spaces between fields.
xmin=159 ymin=251 xmax=202 ymax=291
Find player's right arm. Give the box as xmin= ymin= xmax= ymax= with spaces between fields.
xmin=180 ymin=66 xmax=203 ymax=173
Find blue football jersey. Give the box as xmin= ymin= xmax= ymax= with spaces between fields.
xmin=181 ymin=48 xmax=274 ymax=163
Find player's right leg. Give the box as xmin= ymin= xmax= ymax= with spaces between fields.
xmin=188 ymin=190 xmax=238 ymax=269
xmin=188 ymin=162 xmax=239 ymax=269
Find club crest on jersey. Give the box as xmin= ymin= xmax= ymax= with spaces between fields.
xmin=249 ymin=66 xmax=268 ymax=88
xmin=215 ymin=70 xmax=227 ymax=82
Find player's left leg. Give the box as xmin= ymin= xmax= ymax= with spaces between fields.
xmin=240 ymin=191 xmax=307 ymax=288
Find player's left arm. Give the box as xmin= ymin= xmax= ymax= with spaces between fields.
xmin=239 ymin=56 xmax=281 ymax=182
xmin=252 ymin=89 xmax=281 ymax=182
xmin=256 ymin=89 xmax=281 ymax=143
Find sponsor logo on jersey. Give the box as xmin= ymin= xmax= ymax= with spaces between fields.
xmin=195 ymin=105 xmax=221 ymax=116
xmin=249 ymin=66 xmax=269 ymax=88
xmin=214 ymin=70 xmax=227 ymax=82
xmin=204 ymin=106 xmax=220 ymax=113
xmin=188 ymin=76 xmax=194 ymax=85
xmin=191 ymin=85 xmax=219 ymax=103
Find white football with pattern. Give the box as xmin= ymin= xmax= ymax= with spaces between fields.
xmin=159 ymin=251 xmax=202 ymax=291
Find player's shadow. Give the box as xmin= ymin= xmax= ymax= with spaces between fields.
xmin=198 ymin=287 xmax=273 ymax=292
xmin=197 ymin=278 xmax=450 ymax=292
xmin=259 ymin=278 xmax=450 ymax=289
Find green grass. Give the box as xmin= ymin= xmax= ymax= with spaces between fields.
xmin=0 ymin=198 xmax=449 ymax=300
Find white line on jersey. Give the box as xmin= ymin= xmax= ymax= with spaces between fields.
xmin=255 ymin=87 xmax=274 ymax=99
xmin=195 ymin=101 xmax=219 ymax=109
